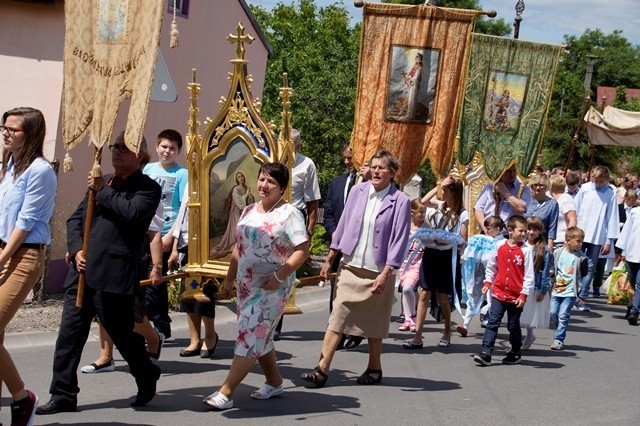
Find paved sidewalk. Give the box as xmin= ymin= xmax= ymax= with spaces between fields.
xmin=5 ymin=283 xmax=330 ymax=350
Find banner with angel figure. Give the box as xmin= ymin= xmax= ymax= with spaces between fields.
xmin=458 ymin=34 xmax=562 ymax=180
xmin=352 ymin=3 xmax=476 ymax=184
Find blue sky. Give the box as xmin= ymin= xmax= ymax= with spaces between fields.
xmin=246 ymin=0 xmax=640 ymax=46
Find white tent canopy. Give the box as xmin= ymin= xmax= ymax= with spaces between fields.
xmin=585 ymin=105 xmax=640 ymax=147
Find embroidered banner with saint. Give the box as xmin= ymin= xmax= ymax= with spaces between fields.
xmin=458 ymin=34 xmax=562 ymax=180
xmin=62 ymin=0 xmax=163 ymax=154
xmin=351 ymin=3 xmax=476 ymax=184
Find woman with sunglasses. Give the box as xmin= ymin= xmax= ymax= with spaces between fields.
xmin=0 ymin=107 xmax=57 ymax=426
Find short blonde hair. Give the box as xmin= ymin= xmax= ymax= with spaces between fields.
xmin=566 ymin=226 xmax=585 ymax=240
xmin=528 ymin=173 xmax=550 ymax=191
xmin=550 ymin=175 xmax=566 ymax=193
xmin=592 ymin=165 xmax=610 ymax=180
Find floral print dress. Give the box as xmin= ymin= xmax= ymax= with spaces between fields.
xmin=234 ymin=202 xmax=307 ymax=358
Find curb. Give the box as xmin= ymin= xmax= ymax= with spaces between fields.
xmin=5 ymin=284 xmax=330 ymax=350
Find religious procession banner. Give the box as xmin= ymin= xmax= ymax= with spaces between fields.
xmin=586 ymin=106 xmax=640 ymax=147
xmin=351 ymin=3 xmax=477 ymax=184
xmin=458 ymin=34 xmax=562 ymax=180
xmin=62 ymin=0 xmax=163 ymax=155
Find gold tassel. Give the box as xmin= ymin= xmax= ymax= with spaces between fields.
xmin=169 ymin=0 xmax=179 ymax=48
xmin=170 ymin=21 xmax=179 ymax=48
xmin=63 ymin=152 xmax=73 ymax=172
xmin=91 ymin=161 xmax=102 ymax=178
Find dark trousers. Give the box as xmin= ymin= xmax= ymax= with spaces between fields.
xmin=144 ymin=251 xmax=172 ymax=337
xmin=481 ymin=298 xmax=523 ymax=355
xmin=49 ymin=284 xmax=155 ymax=404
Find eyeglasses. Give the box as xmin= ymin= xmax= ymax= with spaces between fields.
xmin=108 ymin=144 xmax=131 ymax=153
xmin=0 ymin=125 xmax=24 ymax=136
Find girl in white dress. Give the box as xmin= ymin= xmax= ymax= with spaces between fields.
xmin=521 ymin=216 xmax=552 ymax=349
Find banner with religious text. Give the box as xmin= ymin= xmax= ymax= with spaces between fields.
xmin=351 ymin=3 xmax=476 ymax=184
xmin=62 ymin=0 xmax=163 ymax=154
xmin=458 ymin=34 xmax=562 ymax=181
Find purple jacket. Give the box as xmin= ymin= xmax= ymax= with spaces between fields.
xmin=331 ymin=181 xmax=411 ymax=268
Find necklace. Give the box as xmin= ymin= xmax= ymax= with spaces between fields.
xmin=260 ymin=196 xmax=283 ymax=213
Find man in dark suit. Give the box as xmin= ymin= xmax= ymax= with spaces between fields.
xmin=323 ymin=145 xmax=363 ymax=350
xmin=37 ymin=131 xmax=162 ymax=414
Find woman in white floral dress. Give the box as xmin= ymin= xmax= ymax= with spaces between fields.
xmin=204 ymin=162 xmax=310 ymax=410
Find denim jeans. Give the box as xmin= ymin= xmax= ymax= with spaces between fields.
xmin=550 ymin=296 xmax=576 ymax=342
xmin=481 ymin=299 xmax=523 ymax=354
xmin=628 ymin=262 xmax=640 ymax=316
xmin=578 ymin=242 xmax=600 ymax=300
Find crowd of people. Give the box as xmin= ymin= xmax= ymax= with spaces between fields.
xmin=1 ymin=108 xmax=639 ymax=423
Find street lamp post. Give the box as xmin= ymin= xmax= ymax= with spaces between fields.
xmin=513 ymin=0 xmax=525 ymax=39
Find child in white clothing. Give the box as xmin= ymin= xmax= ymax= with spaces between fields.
xmin=457 ymin=216 xmax=504 ymax=337
xmin=520 ymin=216 xmax=551 ymax=349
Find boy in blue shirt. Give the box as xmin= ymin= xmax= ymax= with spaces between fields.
xmin=550 ymin=226 xmax=589 ymax=350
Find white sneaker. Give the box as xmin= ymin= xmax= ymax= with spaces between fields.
xmin=574 ymin=301 xmax=591 ymax=312
xmin=550 ymin=340 xmax=564 ymax=350
xmin=203 ymin=391 xmax=233 ymax=410
xmin=250 ymin=383 xmax=284 ymax=400
xmin=80 ymin=359 xmax=115 ymax=374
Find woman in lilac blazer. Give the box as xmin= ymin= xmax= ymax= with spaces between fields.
xmin=302 ymin=150 xmax=411 ymax=388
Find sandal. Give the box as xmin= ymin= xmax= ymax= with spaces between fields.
xmin=250 ymin=383 xmax=284 ymax=400
xmin=402 ymin=340 xmax=423 ymax=349
xmin=356 ymin=368 xmax=382 ymax=385
xmin=437 ymin=339 xmax=451 ymax=347
xmin=301 ymin=366 xmax=328 ymax=388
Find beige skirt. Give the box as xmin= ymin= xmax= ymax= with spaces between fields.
xmin=327 ymin=264 xmax=395 ymax=339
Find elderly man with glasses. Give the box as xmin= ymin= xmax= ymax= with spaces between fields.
xmin=37 ymin=131 xmax=162 ymax=415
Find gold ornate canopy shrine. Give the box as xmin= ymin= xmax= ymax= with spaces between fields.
xmin=181 ymin=23 xmax=294 ymax=299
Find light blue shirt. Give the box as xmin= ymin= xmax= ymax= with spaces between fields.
xmin=575 ymin=182 xmax=619 ymax=246
xmin=0 ymin=157 xmax=57 ymax=244
xmin=142 ymin=162 xmax=188 ymax=235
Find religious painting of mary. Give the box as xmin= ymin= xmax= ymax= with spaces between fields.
xmin=386 ymin=46 xmax=440 ymax=124
xmin=208 ymin=138 xmax=260 ymax=260
xmin=482 ymin=71 xmax=529 ymax=135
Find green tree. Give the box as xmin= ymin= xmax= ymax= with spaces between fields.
xmin=250 ymin=0 xmax=360 ymax=196
xmin=540 ymin=29 xmax=640 ymax=173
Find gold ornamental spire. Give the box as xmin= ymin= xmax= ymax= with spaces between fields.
xmin=226 ymin=23 xmax=254 ymax=60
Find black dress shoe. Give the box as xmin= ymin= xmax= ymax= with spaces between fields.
xmin=201 ymin=332 xmax=219 ymax=359
xmin=35 ymin=399 xmax=77 ymax=415
xmin=344 ymin=335 xmax=363 ymax=349
xmin=179 ymin=347 xmax=202 ymax=357
xmin=131 ymin=365 xmax=161 ymax=407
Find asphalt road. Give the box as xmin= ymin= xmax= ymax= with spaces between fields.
xmin=4 ymin=286 xmax=640 ymax=425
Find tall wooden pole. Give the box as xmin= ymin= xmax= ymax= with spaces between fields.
xmin=75 ymin=146 xmax=103 ymax=307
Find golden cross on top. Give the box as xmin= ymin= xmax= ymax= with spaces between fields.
xmin=227 ymin=23 xmax=254 ymax=60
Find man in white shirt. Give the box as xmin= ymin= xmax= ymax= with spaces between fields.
xmin=474 ymin=164 xmax=532 ymax=234
xmin=574 ymin=166 xmax=620 ymax=311
xmin=290 ymin=128 xmax=321 ymax=237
